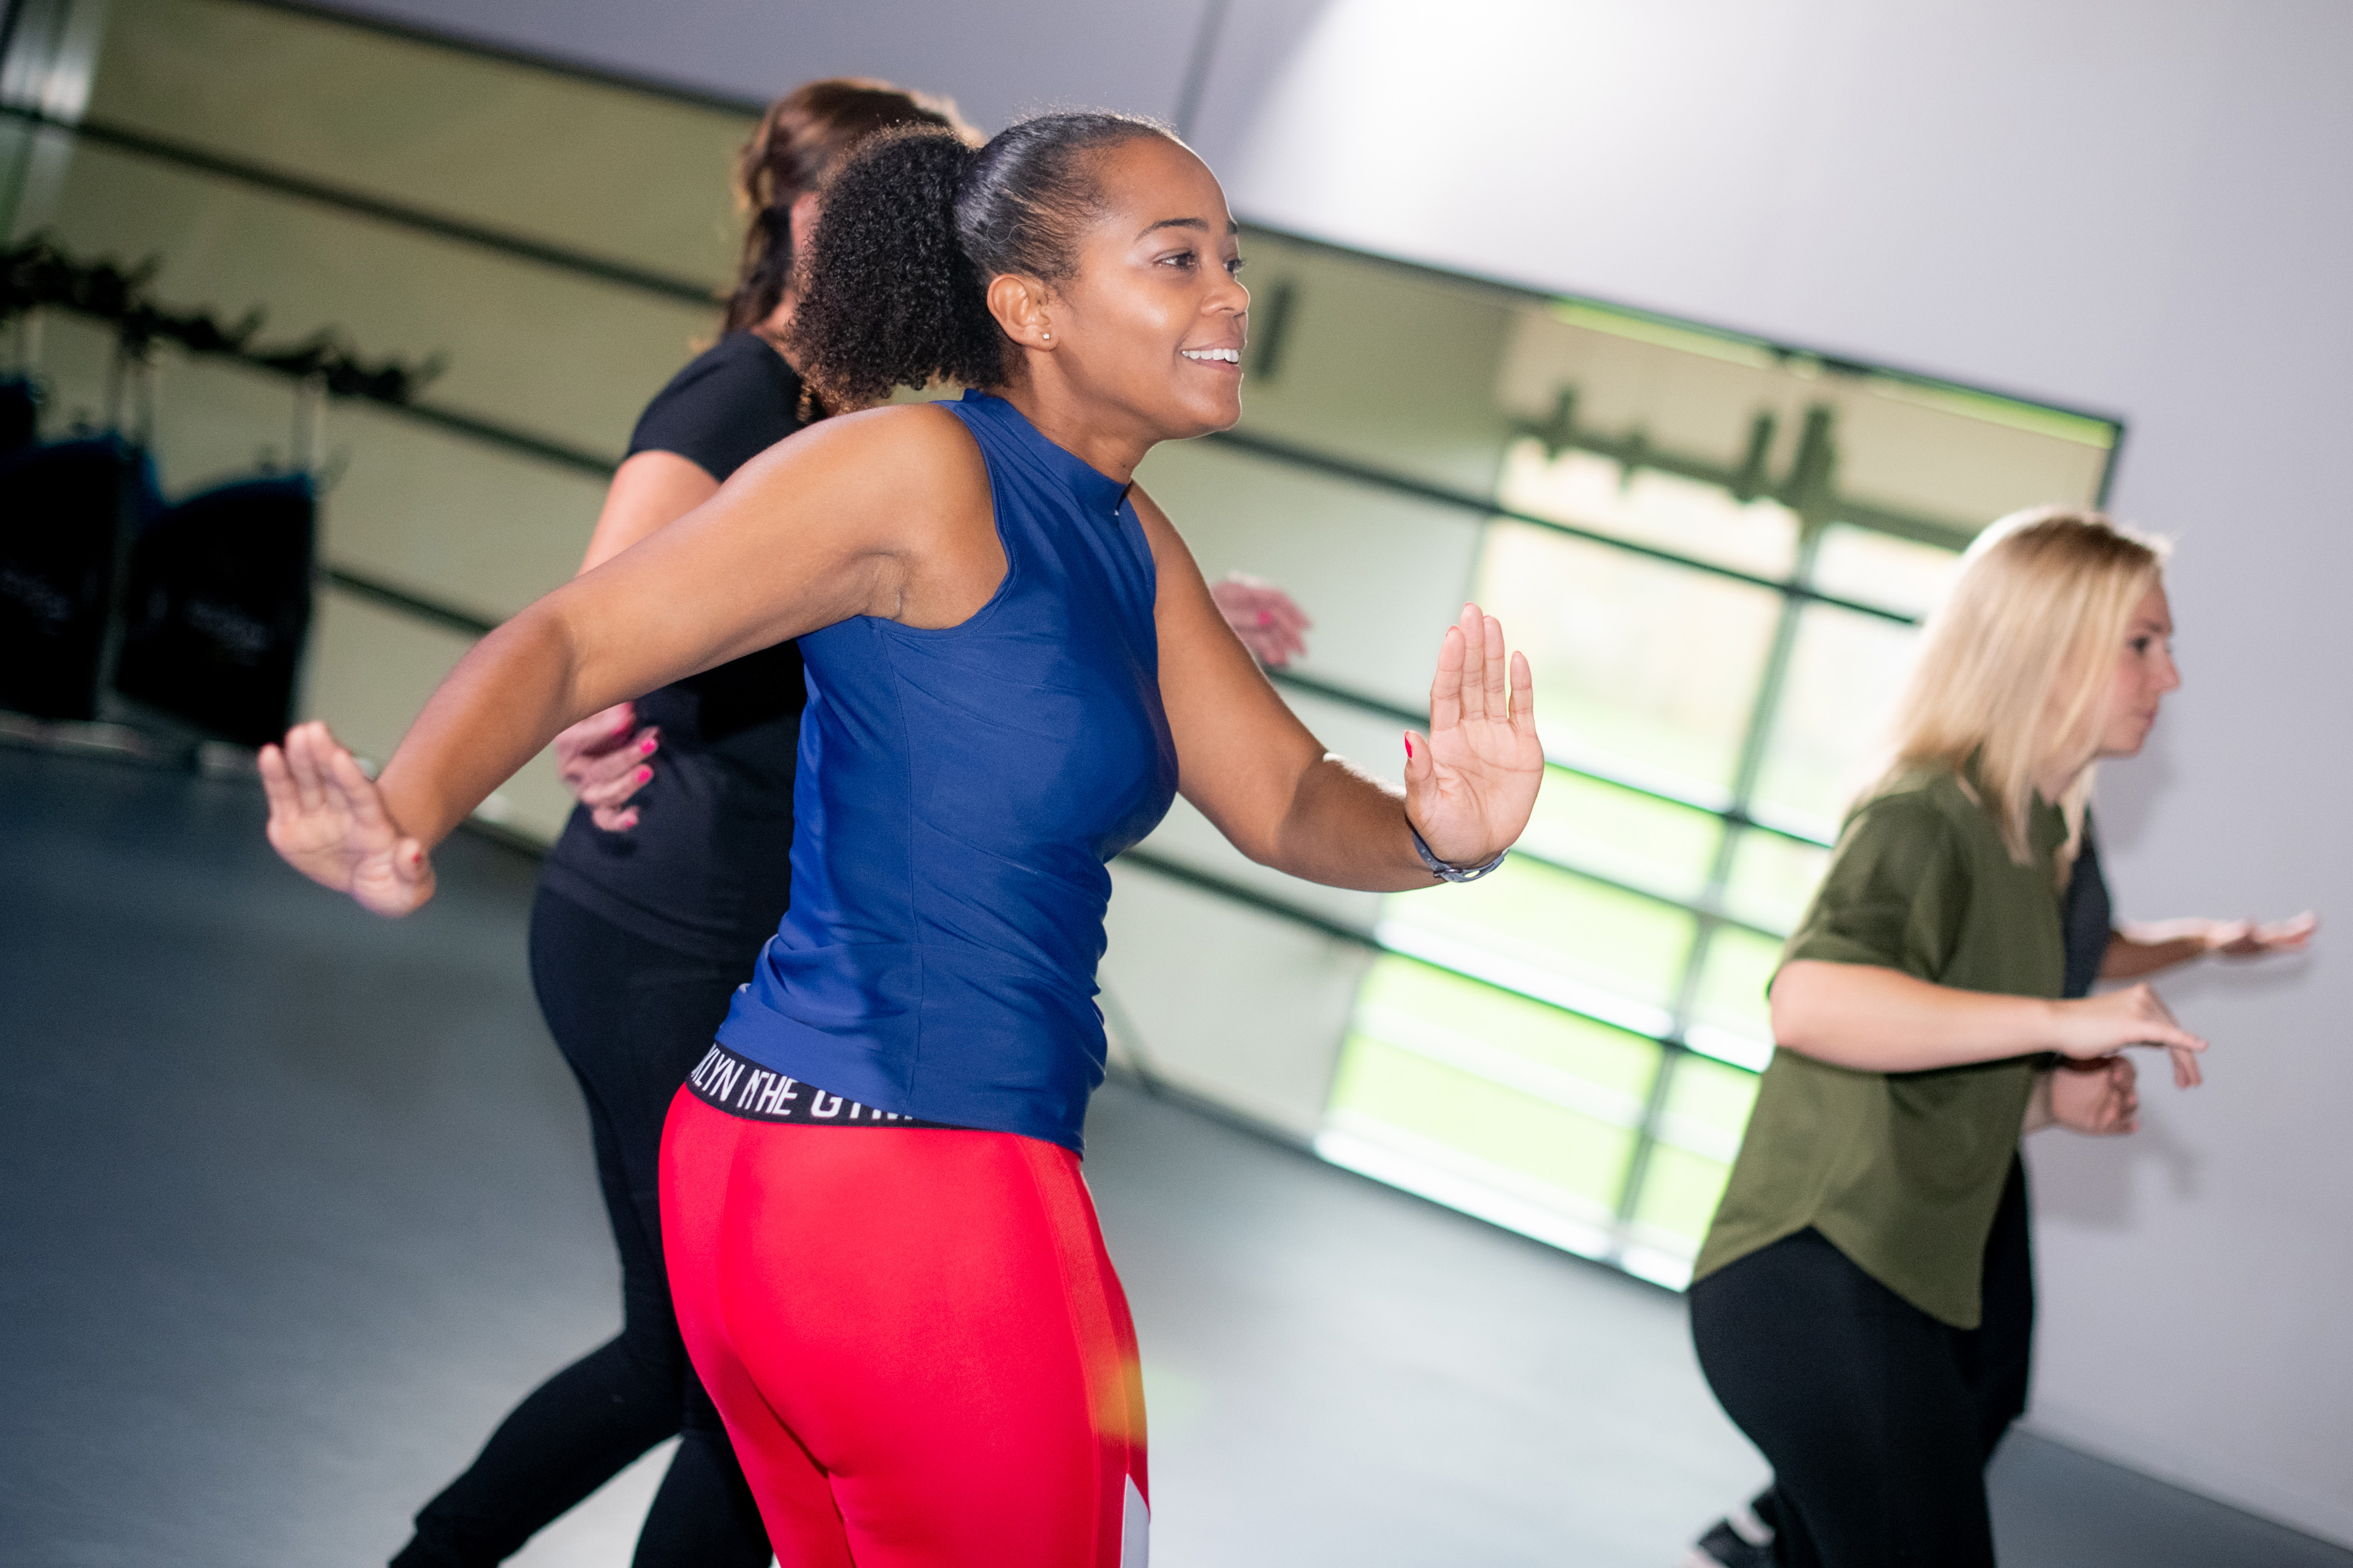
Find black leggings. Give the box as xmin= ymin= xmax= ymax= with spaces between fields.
xmin=1690 ymin=1157 xmax=2034 ymax=1568
xmin=392 ymin=888 xmax=770 ymax=1568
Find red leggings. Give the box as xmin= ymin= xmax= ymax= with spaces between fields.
xmin=659 ymin=1089 xmax=1149 ymax=1566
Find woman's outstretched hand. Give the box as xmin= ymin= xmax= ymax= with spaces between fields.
xmin=2052 ymin=982 xmax=2206 ymax=1089
xmin=2102 ymin=911 xmax=2319 ymax=979
xmin=2201 ymin=912 xmax=2318 ymax=957
xmin=1401 ymin=602 xmax=1544 ymax=869
xmin=258 ymin=720 xmax=436 ymax=917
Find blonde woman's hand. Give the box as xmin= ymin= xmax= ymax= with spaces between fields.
xmin=1402 ymin=602 xmax=1544 ymax=870
xmin=2052 ymin=983 xmax=2206 ymax=1089
xmin=554 ymin=701 xmax=659 ymax=831
xmin=258 ymin=720 xmax=435 ymax=917
xmin=2044 ymin=1056 xmax=2141 ymax=1135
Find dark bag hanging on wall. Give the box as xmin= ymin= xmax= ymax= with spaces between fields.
xmin=0 ymin=435 xmax=158 ymax=721
xmin=0 ymin=377 xmax=38 ymax=457
xmin=113 ymin=473 xmax=317 ymax=749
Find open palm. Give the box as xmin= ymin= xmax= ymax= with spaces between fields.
xmin=259 ymin=720 xmax=436 ymax=917
xmin=1403 ymin=603 xmax=1545 ymax=867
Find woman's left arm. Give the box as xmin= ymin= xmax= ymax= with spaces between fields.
xmin=1134 ymin=488 xmax=1543 ymax=891
xmin=2099 ymin=913 xmax=2318 ymax=981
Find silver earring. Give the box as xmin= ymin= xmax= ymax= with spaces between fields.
xmin=1041 ymin=331 xmax=1052 ymax=341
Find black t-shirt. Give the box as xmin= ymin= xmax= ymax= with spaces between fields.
xmin=2061 ymin=813 xmax=2114 ymax=999
xmin=539 ymin=333 xmax=808 ymax=964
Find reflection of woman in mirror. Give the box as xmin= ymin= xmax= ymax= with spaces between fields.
xmin=1681 ymin=509 xmax=2313 ymax=1568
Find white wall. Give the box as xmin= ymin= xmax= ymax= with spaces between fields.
xmin=308 ymin=0 xmax=2353 ymax=1540
xmin=1210 ymin=0 xmax=2353 ymax=1544
xmin=312 ymin=0 xmax=1232 ymax=133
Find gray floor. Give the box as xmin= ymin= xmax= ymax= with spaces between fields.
xmin=4 ymin=742 xmax=2348 ymax=1568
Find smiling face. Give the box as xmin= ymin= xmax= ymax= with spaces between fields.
xmin=2092 ymin=579 xmax=2181 ymax=759
xmin=994 ymin=134 xmax=1248 ymax=453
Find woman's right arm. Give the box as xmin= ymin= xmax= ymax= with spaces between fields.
xmin=261 ymin=404 xmax=990 ymax=911
xmin=2099 ymin=912 xmax=2318 ymax=980
xmin=1771 ymin=960 xmax=2208 ymax=1086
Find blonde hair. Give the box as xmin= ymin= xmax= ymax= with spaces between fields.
xmin=1875 ymin=506 xmax=2168 ymax=866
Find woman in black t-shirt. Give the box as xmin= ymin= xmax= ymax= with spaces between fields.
xmin=535 ymin=332 xmax=809 ymax=961
xmin=389 ymin=80 xmax=978 ymax=1568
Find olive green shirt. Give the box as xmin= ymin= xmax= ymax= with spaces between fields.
xmin=1692 ymin=765 xmax=2065 ymax=1328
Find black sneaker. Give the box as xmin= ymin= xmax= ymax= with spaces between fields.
xmin=1681 ymin=1502 xmax=1774 ymax=1567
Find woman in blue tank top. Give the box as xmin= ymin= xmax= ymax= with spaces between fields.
xmin=261 ymin=113 xmax=1544 ymax=1566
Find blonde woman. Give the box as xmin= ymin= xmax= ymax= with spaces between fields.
xmin=1683 ymin=510 xmax=2313 ymax=1567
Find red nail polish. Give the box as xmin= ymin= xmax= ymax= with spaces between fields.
xmin=638 ymin=766 xmax=653 ymax=784
xmin=640 ymin=736 xmax=657 ymax=754
xmin=1404 ymin=736 xmax=1414 ymax=760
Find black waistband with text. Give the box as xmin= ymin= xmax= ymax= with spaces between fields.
xmin=687 ymin=1042 xmax=961 ymax=1128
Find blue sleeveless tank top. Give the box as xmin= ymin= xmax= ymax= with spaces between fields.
xmin=712 ymin=391 xmax=1179 ymax=1151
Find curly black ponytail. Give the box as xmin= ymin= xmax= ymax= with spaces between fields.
xmin=790 ymin=129 xmax=998 ymax=407
xmin=792 ymin=112 xmax=1175 ymax=409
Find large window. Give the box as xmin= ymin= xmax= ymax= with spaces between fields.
xmin=1285 ymin=292 xmax=2120 ymax=1285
